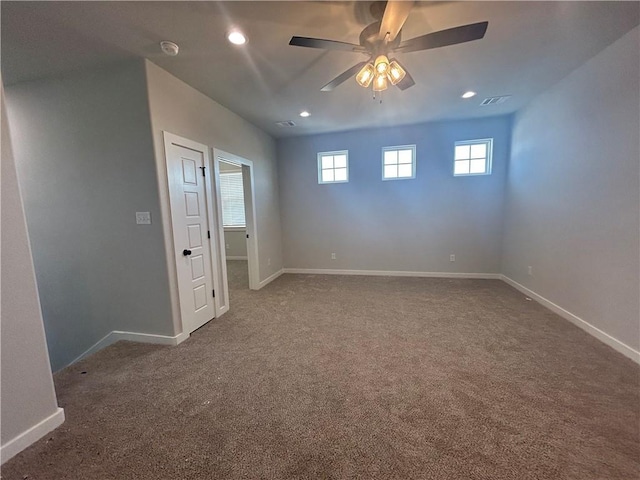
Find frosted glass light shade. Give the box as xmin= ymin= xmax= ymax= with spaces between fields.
xmin=373 ymin=74 xmax=388 ymax=92
xmin=374 ymin=55 xmax=390 ymax=74
xmin=388 ymin=60 xmax=406 ymax=85
xmin=356 ymin=63 xmax=375 ymax=88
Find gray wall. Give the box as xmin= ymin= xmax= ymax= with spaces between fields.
xmin=277 ymin=116 xmax=512 ymax=273
xmin=6 ymin=61 xmax=174 ymax=371
xmin=1 ymin=84 xmax=61 ymax=454
xmin=224 ymin=230 xmax=248 ymax=258
xmin=145 ymin=60 xmax=283 ymax=330
xmin=502 ymin=27 xmax=640 ymax=351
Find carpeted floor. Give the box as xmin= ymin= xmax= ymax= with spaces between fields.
xmin=227 ymin=259 xmax=249 ymax=290
xmin=2 ymin=267 xmax=639 ymax=479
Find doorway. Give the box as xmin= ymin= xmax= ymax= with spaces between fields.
xmin=213 ymin=149 xmax=259 ymax=294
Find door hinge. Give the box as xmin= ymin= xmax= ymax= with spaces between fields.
xmin=207 ymin=230 xmax=210 ymax=239
xmin=212 ymin=289 xmax=215 ymax=298
xmin=200 ymin=166 xmax=206 ymax=177
xmin=246 ymin=234 xmax=249 ymax=239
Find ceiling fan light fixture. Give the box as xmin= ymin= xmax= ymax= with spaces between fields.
xmin=374 ymin=55 xmax=390 ymax=75
xmin=373 ymin=74 xmax=388 ymax=92
xmin=355 ymin=63 xmax=375 ymax=88
xmin=388 ymin=60 xmax=406 ymax=85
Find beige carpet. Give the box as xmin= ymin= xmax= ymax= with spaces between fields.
xmin=2 ymin=269 xmax=638 ymax=479
xmin=227 ymin=259 xmax=249 ymax=290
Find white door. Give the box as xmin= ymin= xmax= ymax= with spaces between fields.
xmin=165 ymin=135 xmax=215 ymax=333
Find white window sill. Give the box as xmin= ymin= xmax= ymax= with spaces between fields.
xmin=224 ymin=226 xmax=246 ymax=232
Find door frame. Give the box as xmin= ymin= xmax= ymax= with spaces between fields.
xmin=162 ymin=132 xmax=226 ymax=333
xmin=213 ymin=149 xmax=260 ymax=291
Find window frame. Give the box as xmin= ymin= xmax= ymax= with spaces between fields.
xmin=453 ymin=138 xmax=493 ymax=177
xmin=381 ymin=144 xmax=416 ymax=181
xmin=317 ymin=150 xmax=349 ymax=184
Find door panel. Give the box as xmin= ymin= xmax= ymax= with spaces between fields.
xmin=166 ymin=140 xmax=215 ymax=334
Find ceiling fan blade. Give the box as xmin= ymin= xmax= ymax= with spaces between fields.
xmin=289 ymin=36 xmax=365 ymax=53
xmin=395 ymin=21 xmax=488 ymax=54
xmin=396 ymin=74 xmax=415 ymax=91
xmin=392 ymin=60 xmax=415 ymax=91
xmin=321 ymin=61 xmax=368 ymax=92
xmin=379 ymin=1 xmax=415 ymax=42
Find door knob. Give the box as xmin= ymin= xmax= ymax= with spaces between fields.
xmin=183 ymin=249 xmax=192 ymax=256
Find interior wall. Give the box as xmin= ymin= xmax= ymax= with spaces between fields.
xmin=277 ymin=116 xmax=511 ymax=273
xmin=1 ymin=83 xmax=63 ymax=462
xmin=144 ymin=60 xmax=283 ymax=325
xmin=502 ymin=27 xmax=640 ymax=353
xmin=224 ymin=230 xmax=248 ymax=258
xmin=5 ymin=61 xmax=175 ymax=371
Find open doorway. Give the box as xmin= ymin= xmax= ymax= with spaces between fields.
xmin=213 ymin=149 xmax=259 ymax=297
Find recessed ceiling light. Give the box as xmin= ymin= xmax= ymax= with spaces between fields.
xmin=461 ymin=91 xmax=477 ymax=99
xmin=299 ymin=111 xmax=310 ymax=118
xmin=227 ymin=30 xmax=247 ymax=45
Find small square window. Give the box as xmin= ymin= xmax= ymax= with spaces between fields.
xmin=453 ymin=139 xmax=492 ymax=176
xmin=318 ymin=150 xmax=349 ymax=184
xmin=382 ymin=145 xmax=416 ymax=180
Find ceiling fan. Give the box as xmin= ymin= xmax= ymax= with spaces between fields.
xmin=289 ymin=1 xmax=488 ymax=93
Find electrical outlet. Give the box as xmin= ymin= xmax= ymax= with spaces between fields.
xmin=267 ymin=258 xmax=271 ymax=266
xmin=331 ymin=253 xmax=336 ymax=260
xmin=135 ymin=212 xmax=151 ymax=225
xmin=528 ymin=266 xmax=533 ymax=276
xmin=226 ymin=244 xmax=230 ymax=249
xmin=450 ymin=254 xmax=455 ymax=262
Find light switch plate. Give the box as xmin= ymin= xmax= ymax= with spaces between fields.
xmin=136 ymin=212 xmax=151 ymax=225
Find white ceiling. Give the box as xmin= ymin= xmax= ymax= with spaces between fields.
xmin=2 ymin=1 xmax=638 ymax=138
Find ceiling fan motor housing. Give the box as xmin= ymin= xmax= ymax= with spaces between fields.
xmin=359 ymin=22 xmax=402 ymax=55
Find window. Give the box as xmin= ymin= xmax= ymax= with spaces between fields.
xmin=382 ymin=145 xmax=416 ymax=180
xmin=318 ymin=151 xmax=348 ymax=184
xmin=454 ymin=139 xmax=493 ymax=176
xmin=219 ymin=172 xmax=245 ymax=227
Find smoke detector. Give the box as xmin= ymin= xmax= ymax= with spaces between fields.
xmin=160 ymin=41 xmax=179 ymax=56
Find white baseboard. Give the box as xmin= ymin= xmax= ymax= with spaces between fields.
xmin=1 ymin=407 xmax=65 ymax=465
xmin=69 ymin=330 xmax=190 ymax=367
xmin=226 ymin=256 xmax=248 ymax=261
xmin=110 ymin=330 xmax=189 ymax=346
xmin=500 ymin=275 xmax=640 ymax=364
xmin=173 ymin=330 xmax=190 ymax=345
xmin=283 ymin=268 xmax=501 ymax=280
xmin=257 ymin=268 xmax=284 ymax=289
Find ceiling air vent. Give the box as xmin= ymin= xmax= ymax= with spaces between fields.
xmin=480 ymin=95 xmax=511 ymax=106
xmin=276 ymin=120 xmax=296 ymax=127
